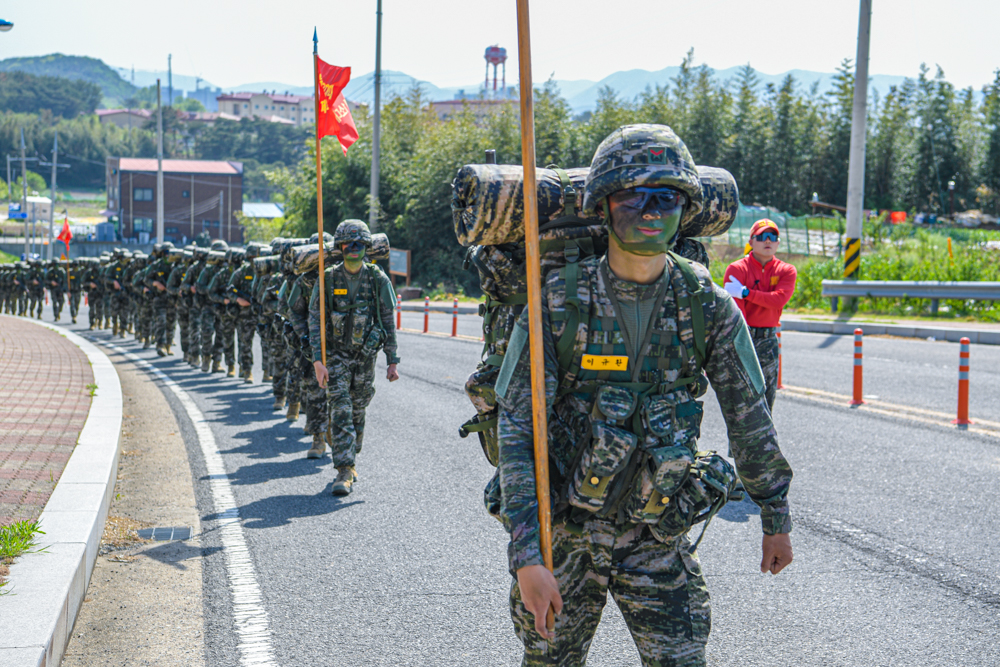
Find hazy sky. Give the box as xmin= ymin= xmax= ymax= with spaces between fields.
xmin=2 ymin=0 xmax=998 ymax=90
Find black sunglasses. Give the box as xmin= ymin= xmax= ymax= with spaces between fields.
xmin=611 ymin=187 xmax=687 ymax=211
xmin=752 ymin=232 xmax=778 ymax=242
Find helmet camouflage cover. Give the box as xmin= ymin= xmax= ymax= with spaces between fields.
xmin=333 ymin=220 xmax=372 ymax=247
xmin=582 ymin=124 xmax=704 ymax=223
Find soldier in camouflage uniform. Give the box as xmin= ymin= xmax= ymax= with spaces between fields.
xmin=26 ymin=259 xmax=45 ymax=319
xmin=495 ymin=125 xmax=793 ymax=666
xmin=309 ymin=220 xmax=399 ymax=493
xmin=228 ymin=243 xmax=264 ymax=382
xmin=45 ymin=259 xmax=67 ymax=322
xmin=13 ymin=262 xmax=29 ymax=316
xmin=67 ymin=259 xmax=83 ymax=324
xmin=251 ymin=250 xmax=275 ymax=382
xmin=197 ymin=241 xmax=229 ymax=372
xmin=183 ymin=247 xmax=209 ymax=366
xmin=262 ymin=248 xmax=292 ymax=408
xmin=128 ymin=253 xmax=153 ymax=347
xmin=144 ymin=243 xmax=177 ymax=356
xmin=166 ymin=249 xmax=192 ymax=359
xmin=208 ymin=247 xmax=240 ymax=376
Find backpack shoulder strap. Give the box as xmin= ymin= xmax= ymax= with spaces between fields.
xmin=666 ymin=250 xmax=714 ymax=369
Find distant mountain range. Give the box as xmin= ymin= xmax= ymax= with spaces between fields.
xmin=0 ymin=53 xmax=924 ymax=114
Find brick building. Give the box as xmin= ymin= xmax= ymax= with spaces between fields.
xmin=105 ymin=158 xmax=244 ymax=244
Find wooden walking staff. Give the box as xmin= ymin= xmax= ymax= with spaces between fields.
xmin=515 ymin=0 xmax=555 ymax=634
xmin=312 ymin=29 xmax=332 ymax=446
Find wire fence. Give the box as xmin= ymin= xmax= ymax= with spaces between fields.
xmin=717 ymin=205 xmax=845 ymax=258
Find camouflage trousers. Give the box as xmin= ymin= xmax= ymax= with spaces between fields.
xmin=750 ymin=326 xmax=779 ymax=413
xmin=28 ymin=289 xmax=44 ymax=318
xmin=138 ymin=297 xmax=154 ymax=342
xmin=87 ymin=292 xmax=103 ymax=327
xmin=188 ymin=303 xmax=203 ymax=356
xmin=68 ymin=291 xmax=82 ymax=319
xmin=17 ymin=290 xmax=27 ymax=316
xmin=325 ymin=351 xmax=377 ymax=468
xmin=236 ymin=308 xmax=256 ymax=371
xmin=200 ymin=306 xmax=224 ymax=363
xmin=176 ymin=300 xmax=190 ymax=354
xmin=268 ymin=320 xmax=290 ymax=399
xmin=298 ymin=352 xmax=325 ymax=435
xmin=50 ymin=290 xmax=65 ymax=320
xmin=153 ymin=296 xmax=177 ymax=348
xmin=219 ymin=307 xmax=237 ymax=366
xmin=511 ymin=518 xmax=710 ymax=667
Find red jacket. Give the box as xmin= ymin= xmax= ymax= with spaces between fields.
xmin=723 ymin=254 xmax=797 ymax=328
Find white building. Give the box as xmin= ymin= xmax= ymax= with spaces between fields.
xmin=215 ymin=92 xmax=315 ymax=126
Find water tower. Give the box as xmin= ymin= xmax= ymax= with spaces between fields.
xmin=484 ymin=45 xmax=507 ymax=94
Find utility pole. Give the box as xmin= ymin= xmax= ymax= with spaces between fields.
xmin=168 ymin=54 xmax=173 ymax=106
xmin=156 ymin=79 xmax=165 ymax=243
xmin=6 ymin=156 xmax=11 ymax=208
xmin=20 ymin=128 xmax=28 ymax=257
xmin=844 ymin=0 xmax=872 ymax=283
xmin=218 ymin=190 xmax=224 ymax=240
xmin=369 ymin=0 xmax=383 ymax=229
xmin=48 ymin=132 xmax=57 ymax=260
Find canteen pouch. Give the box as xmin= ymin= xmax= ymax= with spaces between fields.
xmin=328 ymin=310 xmax=348 ymax=340
xmin=625 ymin=444 xmax=695 ymax=524
xmin=645 ymin=394 xmax=704 ymax=444
xmin=567 ymin=421 xmax=638 ymax=513
xmin=652 ymin=452 xmax=739 ymax=542
xmin=349 ymin=304 xmax=370 ymax=347
xmin=594 ymin=385 xmax=637 ymax=421
xmin=361 ymin=327 xmax=385 ymax=357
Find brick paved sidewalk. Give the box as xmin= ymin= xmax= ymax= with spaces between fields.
xmin=0 ymin=316 xmax=94 ymax=526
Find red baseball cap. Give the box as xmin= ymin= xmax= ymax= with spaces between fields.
xmin=745 ymin=219 xmax=780 ymax=254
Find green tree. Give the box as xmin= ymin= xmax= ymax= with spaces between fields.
xmin=981 ymin=70 xmax=1000 ymax=213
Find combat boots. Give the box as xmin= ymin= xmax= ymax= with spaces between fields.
xmin=226 ymin=364 xmax=236 ymax=378
xmin=71 ymin=317 xmax=76 ymax=324
xmin=243 ymin=370 xmax=254 ymax=384
xmin=262 ymin=370 xmax=272 ymax=383
xmin=306 ymin=434 xmax=326 ymax=459
xmin=112 ymin=324 xmax=119 ymax=336
xmin=201 ymin=355 xmax=211 ymax=373
xmin=272 ymin=396 xmax=286 ymax=411
xmin=332 ymin=466 xmax=357 ymax=496
xmin=285 ymin=401 xmax=300 ymax=421
xmin=156 ymin=345 xmax=166 ymax=357
xmin=211 ymin=359 xmax=223 ymax=373
xmin=166 ymin=345 xmax=172 ymax=355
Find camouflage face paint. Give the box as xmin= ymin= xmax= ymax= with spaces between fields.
xmin=607 ymin=187 xmax=686 ymax=256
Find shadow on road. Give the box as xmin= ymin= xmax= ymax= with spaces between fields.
xmin=204 ymin=495 xmax=364 ymax=529
xmin=718 ymin=496 xmax=761 ymax=523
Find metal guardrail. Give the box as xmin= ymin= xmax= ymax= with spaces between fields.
xmin=822 ymin=280 xmax=1000 ymax=314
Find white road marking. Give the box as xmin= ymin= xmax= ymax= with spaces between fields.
xmin=100 ymin=341 xmax=278 ymax=667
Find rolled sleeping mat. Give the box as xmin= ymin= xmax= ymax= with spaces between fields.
xmin=452 ymin=164 xmax=739 ymax=247
xmin=291 ymin=233 xmax=390 ymax=275
xmin=206 ymin=250 xmax=227 ymax=264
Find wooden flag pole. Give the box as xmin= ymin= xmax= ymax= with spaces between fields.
xmin=313 ymin=29 xmax=328 ymax=374
xmin=515 ymin=0 xmax=554 ymax=633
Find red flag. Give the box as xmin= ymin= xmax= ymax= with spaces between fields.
xmin=56 ymin=216 xmax=72 ymax=252
xmin=315 ymin=57 xmax=358 ymax=155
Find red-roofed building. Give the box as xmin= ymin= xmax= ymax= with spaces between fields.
xmin=105 ymin=158 xmax=244 ymax=244
xmin=216 ymin=91 xmax=316 ymax=126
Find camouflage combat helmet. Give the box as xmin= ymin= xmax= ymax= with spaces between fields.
xmin=333 ymin=220 xmax=372 ymax=247
xmin=582 ymin=124 xmax=704 ymax=221
xmin=210 ymin=239 xmax=229 ymax=251
xmin=244 ymin=243 xmax=263 ymax=259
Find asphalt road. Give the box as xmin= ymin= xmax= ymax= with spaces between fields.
xmin=53 ymin=305 xmax=1000 ymax=666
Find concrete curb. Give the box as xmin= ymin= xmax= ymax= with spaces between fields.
xmin=0 ymin=321 xmax=123 ymax=667
xmin=780 ymin=318 xmax=1000 ymax=345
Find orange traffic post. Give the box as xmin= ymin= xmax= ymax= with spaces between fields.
xmin=396 ymin=294 xmax=402 ymax=330
xmin=952 ymin=337 xmax=972 ymax=427
xmin=776 ymin=323 xmax=784 ymax=389
xmin=423 ymin=296 xmax=429 ymax=333
xmin=451 ymin=297 xmax=458 ymax=337
xmin=851 ymin=328 xmax=864 ymax=405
